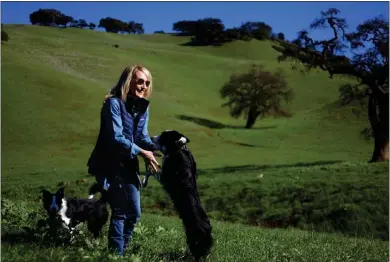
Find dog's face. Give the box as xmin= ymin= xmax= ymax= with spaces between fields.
xmin=151 ymin=130 xmax=190 ymax=155
xmin=41 ymin=187 xmax=65 ymax=218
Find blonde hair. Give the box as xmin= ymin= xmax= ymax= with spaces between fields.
xmin=105 ymin=65 xmax=153 ymax=101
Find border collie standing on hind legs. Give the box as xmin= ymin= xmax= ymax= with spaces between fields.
xmin=146 ymin=130 xmax=214 ymax=261
xmin=41 ymin=183 xmax=109 ymax=239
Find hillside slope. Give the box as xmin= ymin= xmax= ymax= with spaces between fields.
xmin=2 ymin=25 xmax=372 ymax=185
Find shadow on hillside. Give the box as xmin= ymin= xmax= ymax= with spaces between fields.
xmin=170 ymin=33 xmax=224 ymax=46
xmin=177 ymin=115 xmax=277 ymax=130
xmin=227 ymin=141 xmax=258 ymax=148
xmin=180 ymin=41 xmax=224 ymax=47
xmin=198 ymin=160 xmax=344 ymax=175
xmin=170 ymin=33 xmax=192 ymax=37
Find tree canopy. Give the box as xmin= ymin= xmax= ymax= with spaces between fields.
xmin=173 ymin=18 xmax=276 ymax=45
xmin=29 ymin=9 xmax=91 ymax=29
xmin=98 ymin=18 xmax=144 ymax=34
xmin=220 ymin=64 xmax=293 ymax=129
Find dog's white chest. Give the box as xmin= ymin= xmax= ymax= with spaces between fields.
xmin=59 ymin=199 xmax=70 ymax=226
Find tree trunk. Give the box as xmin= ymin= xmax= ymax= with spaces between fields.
xmin=368 ymin=93 xmax=389 ymax=162
xmin=245 ymin=108 xmax=260 ymax=129
xmin=370 ymin=134 xmax=389 ymax=162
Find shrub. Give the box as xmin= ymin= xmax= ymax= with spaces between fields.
xmin=2 ymin=27 xmax=9 ymax=42
xmin=1 ymin=198 xmax=30 ymax=228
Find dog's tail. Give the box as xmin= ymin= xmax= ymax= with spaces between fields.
xmin=88 ymin=183 xmax=108 ymax=203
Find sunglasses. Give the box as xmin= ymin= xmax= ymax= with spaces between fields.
xmin=134 ymin=78 xmax=151 ymax=87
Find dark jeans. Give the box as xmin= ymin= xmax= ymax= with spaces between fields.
xmin=107 ymin=183 xmax=141 ymax=255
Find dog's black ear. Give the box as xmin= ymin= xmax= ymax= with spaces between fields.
xmin=41 ymin=189 xmax=52 ymax=200
xmin=56 ymin=187 xmax=65 ymax=198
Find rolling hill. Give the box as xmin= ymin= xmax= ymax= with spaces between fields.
xmin=2 ymin=25 xmax=373 ymax=183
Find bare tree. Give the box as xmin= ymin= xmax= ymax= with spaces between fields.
xmin=273 ymin=8 xmax=389 ymax=162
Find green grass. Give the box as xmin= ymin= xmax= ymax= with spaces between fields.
xmin=143 ymin=161 xmax=388 ymax=239
xmin=4 ymin=161 xmax=387 ymax=240
xmin=1 ymin=202 xmax=388 ymax=262
xmin=1 ymin=25 xmax=388 ymax=261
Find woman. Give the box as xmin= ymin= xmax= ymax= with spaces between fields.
xmin=87 ymin=65 xmax=159 ymax=255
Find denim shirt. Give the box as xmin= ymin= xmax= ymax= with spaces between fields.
xmin=105 ymin=97 xmax=154 ymax=159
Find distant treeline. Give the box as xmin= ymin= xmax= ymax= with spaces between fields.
xmin=173 ymin=18 xmax=285 ymax=45
xmin=29 ymin=9 xmax=144 ymax=34
xmin=28 ymin=9 xmax=286 ymax=45
xmin=29 ymin=9 xmax=96 ymax=30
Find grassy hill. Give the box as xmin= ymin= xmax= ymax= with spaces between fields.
xmin=1 ymin=25 xmax=388 ymax=261
xmin=2 ymin=25 xmax=373 ymax=177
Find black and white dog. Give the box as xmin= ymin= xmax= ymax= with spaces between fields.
xmin=150 ymin=130 xmax=213 ymax=261
xmin=41 ymin=183 xmax=109 ymax=238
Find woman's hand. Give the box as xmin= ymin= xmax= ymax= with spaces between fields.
xmin=140 ymin=149 xmax=160 ymax=173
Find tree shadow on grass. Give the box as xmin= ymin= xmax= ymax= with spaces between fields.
xmin=180 ymin=41 xmax=224 ymax=47
xmin=198 ymin=160 xmax=344 ymax=175
xmin=177 ymin=115 xmax=277 ymax=130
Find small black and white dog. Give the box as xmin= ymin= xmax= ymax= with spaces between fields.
xmin=41 ymin=183 xmax=109 ymax=238
xmin=151 ymin=130 xmax=213 ymax=261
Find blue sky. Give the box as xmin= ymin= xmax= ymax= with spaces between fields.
xmin=1 ymin=1 xmax=389 ymax=41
